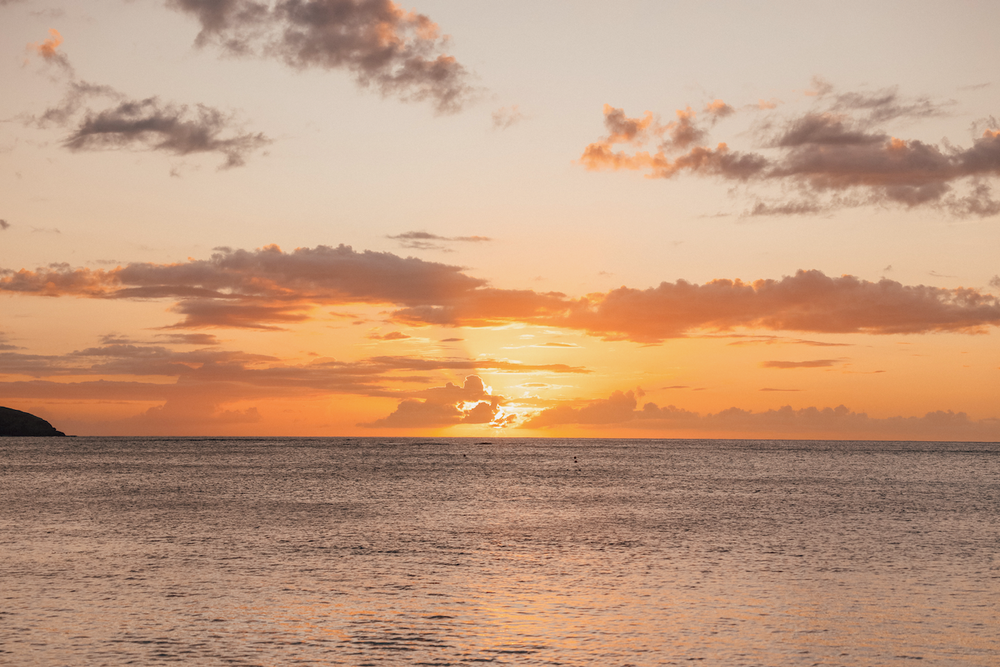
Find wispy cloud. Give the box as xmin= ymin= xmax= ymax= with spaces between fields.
xmin=167 ymin=0 xmax=476 ymax=113
xmin=368 ymin=330 xmax=411 ymax=341
xmin=23 ymin=31 xmax=270 ymax=168
xmin=26 ymin=28 xmax=72 ymax=74
xmin=492 ymin=104 xmax=524 ymax=130
xmin=63 ymin=97 xmax=270 ymax=169
xmin=760 ymin=359 xmax=841 ymax=369
xmin=387 ymin=231 xmax=492 ymax=251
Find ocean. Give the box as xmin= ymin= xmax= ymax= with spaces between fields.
xmin=1 ymin=437 xmax=997 ymax=666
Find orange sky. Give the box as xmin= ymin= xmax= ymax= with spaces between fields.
xmin=1 ymin=1 xmax=999 ymax=438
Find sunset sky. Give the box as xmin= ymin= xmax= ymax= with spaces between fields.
xmin=2 ymin=0 xmax=999 ymax=438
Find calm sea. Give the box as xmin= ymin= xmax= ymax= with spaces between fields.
xmin=0 ymin=437 xmax=997 ymax=666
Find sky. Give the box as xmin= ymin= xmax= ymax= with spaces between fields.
xmin=1 ymin=0 xmax=999 ymax=439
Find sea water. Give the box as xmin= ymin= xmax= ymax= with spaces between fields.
xmin=0 ymin=437 xmax=997 ymax=666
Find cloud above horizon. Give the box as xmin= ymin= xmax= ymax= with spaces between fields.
xmin=361 ymin=374 xmax=513 ymax=428
xmin=522 ymin=388 xmax=1000 ymax=440
xmin=166 ymin=0 xmax=475 ymax=113
xmin=580 ymin=80 xmax=1000 ymax=217
xmin=62 ymin=96 xmax=271 ymax=168
xmin=25 ymin=31 xmax=270 ymax=168
xmin=387 ymin=230 xmax=493 ymax=251
xmin=3 ymin=245 xmax=1000 ymax=339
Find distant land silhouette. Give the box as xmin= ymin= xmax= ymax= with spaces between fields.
xmin=0 ymin=407 xmax=67 ymax=436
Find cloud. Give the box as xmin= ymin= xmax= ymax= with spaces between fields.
xmin=155 ymin=332 xmax=221 ymax=345
xmin=746 ymin=199 xmax=826 ymax=217
xmin=33 ymin=80 xmax=122 ymax=127
xmin=760 ymin=359 xmax=840 ymax=369
xmin=23 ymin=45 xmax=270 ymax=169
xmin=359 ymin=355 xmax=589 ymax=375
xmin=0 ymin=335 xmax=589 ymax=385
xmin=0 ymin=244 xmax=489 ymax=328
xmin=804 ymin=75 xmax=834 ymax=98
xmin=368 ymin=330 xmax=410 ymax=341
xmin=704 ymin=99 xmax=735 ymax=120
xmin=0 ymin=220 xmax=9 ymax=230
xmin=3 ymin=247 xmax=1000 ymax=340
xmin=123 ymin=397 xmax=261 ymax=430
xmin=722 ymin=334 xmax=852 ymax=347
xmin=581 ymin=82 xmax=1000 ymax=218
xmin=167 ymin=0 xmax=475 ymax=113
xmin=62 ymin=97 xmax=270 ymax=168
xmin=580 ymin=103 xmax=767 ymax=181
xmin=26 ymin=28 xmax=72 ymax=73
xmin=362 ymin=374 xmax=513 ymax=428
xmin=0 ymin=334 xmax=592 ymax=434
xmin=492 ymin=105 xmax=524 ymax=130
xmin=523 ymin=389 xmax=643 ymax=428
xmin=522 ymin=388 xmax=1000 ymax=441
xmin=555 ymin=269 xmax=1000 ymax=342
xmin=387 ymin=230 xmax=493 ymax=251
xmin=0 ymin=332 xmax=20 ymax=352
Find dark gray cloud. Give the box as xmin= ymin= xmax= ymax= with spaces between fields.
xmin=167 ymin=0 xmax=476 ymax=113
xmin=63 ymin=97 xmax=270 ymax=169
xmin=34 ymin=81 xmax=122 ymax=127
xmin=746 ymin=200 xmax=826 ymax=217
xmin=387 ymin=230 xmax=492 ymax=251
xmin=23 ymin=37 xmax=269 ymax=169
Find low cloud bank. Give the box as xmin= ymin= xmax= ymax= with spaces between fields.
xmin=3 ymin=245 xmax=1000 ymax=339
xmin=523 ymin=389 xmax=1000 ymax=441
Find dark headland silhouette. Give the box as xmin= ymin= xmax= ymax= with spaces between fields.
xmin=0 ymin=406 xmax=67 ymax=436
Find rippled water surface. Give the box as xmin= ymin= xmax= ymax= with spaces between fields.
xmin=1 ymin=437 xmax=998 ymax=665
